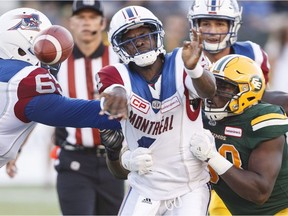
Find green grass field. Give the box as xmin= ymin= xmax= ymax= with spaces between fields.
xmin=0 ymin=185 xmax=61 ymax=215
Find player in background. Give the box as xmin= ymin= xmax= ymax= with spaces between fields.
xmin=188 ymin=0 xmax=288 ymax=114
xmin=0 ymin=8 xmax=127 ymax=169
xmin=97 ymin=5 xmax=216 ymax=215
xmin=188 ymin=1 xmax=288 ymax=214
xmin=50 ymin=0 xmax=125 ymax=215
xmin=190 ymin=54 xmax=288 ymax=215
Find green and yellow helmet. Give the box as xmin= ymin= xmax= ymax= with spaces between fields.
xmin=205 ymin=54 xmax=265 ymax=121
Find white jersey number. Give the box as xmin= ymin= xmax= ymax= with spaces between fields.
xmin=35 ymin=73 xmax=61 ymax=94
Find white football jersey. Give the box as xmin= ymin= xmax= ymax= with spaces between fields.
xmin=0 ymin=61 xmax=61 ymax=167
xmin=98 ymin=48 xmax=210 ymax=200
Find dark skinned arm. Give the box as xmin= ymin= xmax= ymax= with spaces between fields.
xmin=182 ymin=28 xmax=216 ymax=99
xmin=220 ymin=135 xmax=284 ymax=205
xmin=106 ymin=158 xmax=129 ymax=180
xmin=106 ymin=144 xmax=129 ymax=179
xmin=100 ymin=129 xmax=129 ymax=179
xmin=191 ymin=69 xmax=216 ymax=99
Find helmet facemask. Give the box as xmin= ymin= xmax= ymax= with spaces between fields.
xmin=191 ymin=19 xmax=240 ymax=53
xmin=204 ymin=77 xmax=240 ymax=121
xmin=114 ymin=23 xmax=164 ymax=67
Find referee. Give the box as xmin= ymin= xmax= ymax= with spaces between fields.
xmin=51 ymin=0 xmax=124 ymax=215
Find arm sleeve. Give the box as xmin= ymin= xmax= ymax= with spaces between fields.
xmin=97 ymin=65 xmax=125 ymax=93
xmin=25 ymin=94 xmax=121 ymax=130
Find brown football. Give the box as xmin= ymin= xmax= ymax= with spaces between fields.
xmin=33 ymin=25 xmax=74 ymax=65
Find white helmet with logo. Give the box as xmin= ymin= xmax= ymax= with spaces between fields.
xmin=0 ymin=8 xmax=52 ymax=65
xmin=188 ymin=0 xmax=242 ymax=53
xmin=108 ymin=6 xmax=166 ymax=67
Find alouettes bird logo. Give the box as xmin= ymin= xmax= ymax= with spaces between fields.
xmin=9 ymin=13 xmax=42 ymax=31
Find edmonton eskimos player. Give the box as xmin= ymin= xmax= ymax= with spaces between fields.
xmin=190 ymin=54 xmax=288 ymax=215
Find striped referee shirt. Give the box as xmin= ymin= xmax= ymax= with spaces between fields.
xmin=55 ymin=43 xmax=119 ymax=147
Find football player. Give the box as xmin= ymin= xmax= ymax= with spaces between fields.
xmin=188 ymin=0 xmax=288 ymax=214
xmin=97 ymin=5 xmax=216 ymax=216
xmin=0 ymin=8 xmax=127 ymax=168
xmin=190 ymin=54 xmax=288 ymax=215
xmin=188 ymin=0 xmax=288 ymax=114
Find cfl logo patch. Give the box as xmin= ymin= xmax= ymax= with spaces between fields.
xmin=250 ymin=76 xmax=262 ymax=91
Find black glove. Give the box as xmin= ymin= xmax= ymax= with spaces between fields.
xmin=100 ymin=129 xmax=124 ymax=161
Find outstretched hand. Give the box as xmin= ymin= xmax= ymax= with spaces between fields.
xmin=99 ymin=87 xmax=128 ymax=120
xmin=182 ymin=28 xmax=203 ymax=70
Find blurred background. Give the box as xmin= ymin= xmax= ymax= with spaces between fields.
xmin=0 ymin=0 xmax=288 ymax=215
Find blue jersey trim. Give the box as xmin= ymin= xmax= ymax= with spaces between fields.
xmin=232 ymin=42 xmax=255 ymax=60
xmin=0 ymin=59 xmax=32 ymax=82
xmin=127 ymin=49 xmax=178 ymax=102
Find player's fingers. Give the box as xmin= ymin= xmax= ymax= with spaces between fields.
xmin=99 ymin=94 xmax=109 ymax=115
xmin=107 ymin=99 xmax=120 ymax=114
xmin=182 ymin=40 xmax=190 ymax=49
xmin=108 ymin=112 xmax=127 ymax=120
xmin=198 ymin=32 xmax=203 ymax=46
xmin=197 ymin=27 xmax=204 ymax=48
xmin=191 ymin=28 xmax=199 ymax=42
xmin=6 ymin=164 xmax=17 ymax=178
xmin=198 ymin=27 xmax=203 ymax=34
xmin=106 ymin=97 xmax=128 ymax=119
xmin=99 ymin=91 xmax=128 ymax=119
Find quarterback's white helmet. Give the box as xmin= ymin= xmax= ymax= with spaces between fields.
xmin=0 ymin=8 xmax=52 ymax=65
xmin=188 ymin=0 xmax=242 ymax=53
xmin=108 ymin=6 xmax=166 ymax=67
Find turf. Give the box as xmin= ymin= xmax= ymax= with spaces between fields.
xmin=0 ymin=186 xmax=61 ymax=215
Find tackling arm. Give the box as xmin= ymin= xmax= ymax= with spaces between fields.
xmin=190 ymin=130 xmax=285 ymax=205
xmin=220 ymin=136 xmax=284 ymax=204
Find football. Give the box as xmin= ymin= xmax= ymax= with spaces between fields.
xmin=33 ymin=25 xmax=74 ymax=65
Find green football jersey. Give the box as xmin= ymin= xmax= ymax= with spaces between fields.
xmin=204 ymin=102 xmax=288 ymax=215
